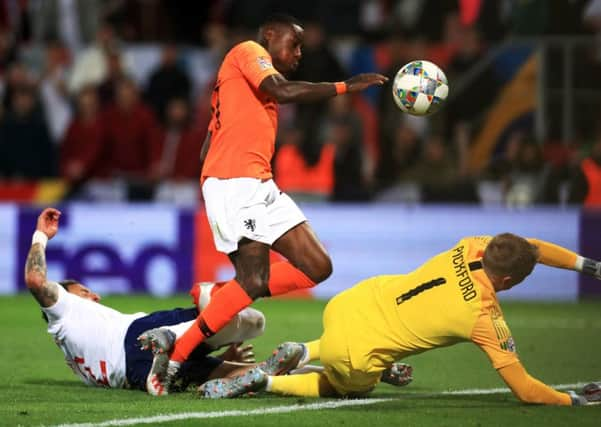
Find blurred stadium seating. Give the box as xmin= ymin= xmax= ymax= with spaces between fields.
xmin=2 ymin=0 xmax=601 ymax=298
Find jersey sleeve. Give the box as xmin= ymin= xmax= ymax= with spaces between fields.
xmin=41 ymin=285 xmax=71 ymax=321
xmin=471 ymin=309 xmax=520 ymax=370
xmin=41 ymin=284 xmax=74 ymax=336
xmin=497 ymin=362 xmax=572 ymax=405
xmin=527 ymin=238 xmax=578 ymax=270
xmin=235 ymin=42 xmax=280 ymax=90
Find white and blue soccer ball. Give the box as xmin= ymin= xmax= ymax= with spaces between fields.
xmin=392 ymin=60 xmax=449 ymax=116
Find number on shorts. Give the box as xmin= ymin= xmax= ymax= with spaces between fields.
xmin=396 ymin=277 xmax=446 ymax=305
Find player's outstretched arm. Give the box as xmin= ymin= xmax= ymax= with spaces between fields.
xmin=259 ymin=73 xmax=388 ymax=104
xmin=497 ymin=362 xmax=572 ymax=405
xmin=527 ymin=238 xmax=601 ymax=279
xmin=500 ymin=362 xmax=601 ymax=405
xmin=24 ymin=208 xmax=61 ymax=307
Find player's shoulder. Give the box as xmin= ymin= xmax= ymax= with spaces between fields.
xmin=461 ymin=235 xmax=492 ymax=247
xmin=229 ymin=40 xmax=269 ymax=58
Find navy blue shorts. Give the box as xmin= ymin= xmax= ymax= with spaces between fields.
xmin=124 ymin=308 xmax=222 ymax=391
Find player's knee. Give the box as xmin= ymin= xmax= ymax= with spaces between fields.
xmin=238 ymin=308 xmax=265 ymax=341
xmin=308 ymin=255 xmax=333 ymax=284
xmin=239 ymin=274 xmax=269 ymax=299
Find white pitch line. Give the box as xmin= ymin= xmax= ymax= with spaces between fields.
xmin=440 ymin=380 xmax=593 ymax=395
xmin=50 ymin=381 xmax=597 ymax=427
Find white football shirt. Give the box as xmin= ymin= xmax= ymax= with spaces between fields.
xmin=42 ymin=285 xmax=145 ymax=388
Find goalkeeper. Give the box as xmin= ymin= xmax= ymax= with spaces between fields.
xmin=200 ymin=233 xmax=601 ymax=405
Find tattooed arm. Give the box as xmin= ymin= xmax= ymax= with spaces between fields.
xmin=24 ymin=208 xmax=61 ymax=308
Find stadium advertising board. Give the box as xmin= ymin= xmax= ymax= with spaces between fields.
xmin=14 ymin=205 xmax=194 ymax=296
xmin=0 ymin=203 xmax=589 ymax=300
xmin=0 ymin=205 xmax=18 ymax=294
xmin=299 ymin=205 xmax=580 ymax=301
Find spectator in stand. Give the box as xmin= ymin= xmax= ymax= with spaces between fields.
xmin=153 ymin=97 xmax=203 ymax=181
xmin=39 ymin=41 xmax=72 ymax=145
xmin=101 ymin=77 xmax=160 ymax=185
xmin=144 ymin=43 xmax=192 ymax=124
xmin=60 ymin=86 xmax=104 ymax=185
xmin=569 ymin=139 xmax=601 ymax=207
xmin=377 ymin=32 xmax=411 ymax=154
xmin=0 ymin=0 xmax=31 ymax=45
xmin=0 ymin=84 xmax=56 ymax=178
xmin=504 ymin=140 xmax=550 ymax=207
xmin=406 ymin=134 xmax=475 ymax=203
xmin=97 ymin=47 xmax=130 ymax=106
xmin=68 ymin=21 xmax=133 ymax=97
xmin=485 ymin=132 xmax=523 ymax=182
xmin=274 ymin=125 xmax=335 ymax=201
xmin=393 ymin=0 xmax=459 ymax=42
xmin=376 ymin=121 xmax=421 ymax=191
xmin=0 ymin=28 xmax=17 ymax=77
xmin=2 ymin=62 xmax=33 ymax=112
xmin=323 ymin=96 xmax=368 ymax=201
xmin=445 ymin=25 xmax=499 ymax=136
xmin=31 ymin=0 xmax=101 ymax=54
xmin=289 ymin=20 xmax=346 ymax=175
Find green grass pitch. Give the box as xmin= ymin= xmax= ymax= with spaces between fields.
xmin=2 ymin=294 xmax=601 ymax=426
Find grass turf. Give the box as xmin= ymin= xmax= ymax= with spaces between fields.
xmin=2 ymin=294 xmax=600 ymax=426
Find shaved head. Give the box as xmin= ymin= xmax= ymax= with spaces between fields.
xmin=260 ymin=13 xmax=302 ymax=30
xmin=258 ymin=14 xmax=304 ymax=75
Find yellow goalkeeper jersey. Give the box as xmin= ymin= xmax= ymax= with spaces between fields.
xmin=337 ymin=236 xmax=519 ymax=374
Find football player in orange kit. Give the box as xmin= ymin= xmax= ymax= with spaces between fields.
xmin=141 ymin=14 xmax=388 ymax=395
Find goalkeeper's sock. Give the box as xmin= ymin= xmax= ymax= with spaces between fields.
xmin=267 ymin=261 xmax=316 ymax=296
xmin=171 ymin=280 xmax=253 ymax=363
xmin=266 ymin=372 xmax=332 ymax=397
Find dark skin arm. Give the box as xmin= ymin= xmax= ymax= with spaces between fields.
xmin=258 ymin=73 xmax=388 ymax=104
xmin=200 ymin=130 xmax=211 ymax=166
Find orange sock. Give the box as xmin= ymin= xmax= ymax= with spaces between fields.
xmin=268 ymin=261 xmax=316 ymax=296
xmin=170 ymin=317 xmax=204 ymax=363
xmin=171 ymin=280 xmax=253 ymax=363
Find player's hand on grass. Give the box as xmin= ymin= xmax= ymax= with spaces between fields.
xmin=36 ymin=208 xmax=61 ymax=240
xmin=568 ymin=383 xmax=601 ymax=405
xmin=345 ymin=73 xmax=388 ymax=92
xmin=380 ymin=362 xmax=413 ymax=387
xmin=218 ymin=343 xmax=256 ymax=363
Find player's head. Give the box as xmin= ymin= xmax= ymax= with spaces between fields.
xmin=41 ymin=280 xmax=100 ymax=323
xmin=482 ymin=233 xmax=539 ymax=291
xmin=59 ymin=279 xmax=101 ymax=303
xmin=258 ymin=13 xmax=303 ymax=74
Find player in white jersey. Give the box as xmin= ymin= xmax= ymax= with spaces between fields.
xmin=26 ymin=208 xmax=300 ymax=392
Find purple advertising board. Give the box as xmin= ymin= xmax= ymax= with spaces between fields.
xmin=1 ymin=203 xmax=600 ymax=300
xmin=14 ymin=204 xmax=194 ymax=295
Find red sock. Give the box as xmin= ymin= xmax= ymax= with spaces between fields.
xmin=268 ymin=261 xmax=316 ymax=296
xmin=171 ymin=280 xmax=252 ymax=363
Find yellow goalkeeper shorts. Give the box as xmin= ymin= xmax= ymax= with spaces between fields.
xmin=319 ymin=293 xmax=381 ymax=396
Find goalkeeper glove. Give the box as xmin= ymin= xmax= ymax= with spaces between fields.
xmin=381 ymin=362 xmax=413 ymax=387
xmin=567 ymin=383 xmax=601 ymax=405
xmin=581 ymin=258 xmax=601 ymax=280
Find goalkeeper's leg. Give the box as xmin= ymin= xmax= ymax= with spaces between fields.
xmin=267 ymin=371 xmax=338 ymax=397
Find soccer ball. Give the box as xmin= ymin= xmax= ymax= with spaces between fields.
xmin=392 ymin=60 xmax=449 ymax=116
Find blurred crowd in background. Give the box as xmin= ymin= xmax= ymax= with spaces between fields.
xmin=1 ymin=0 xmax=601 ymax=207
